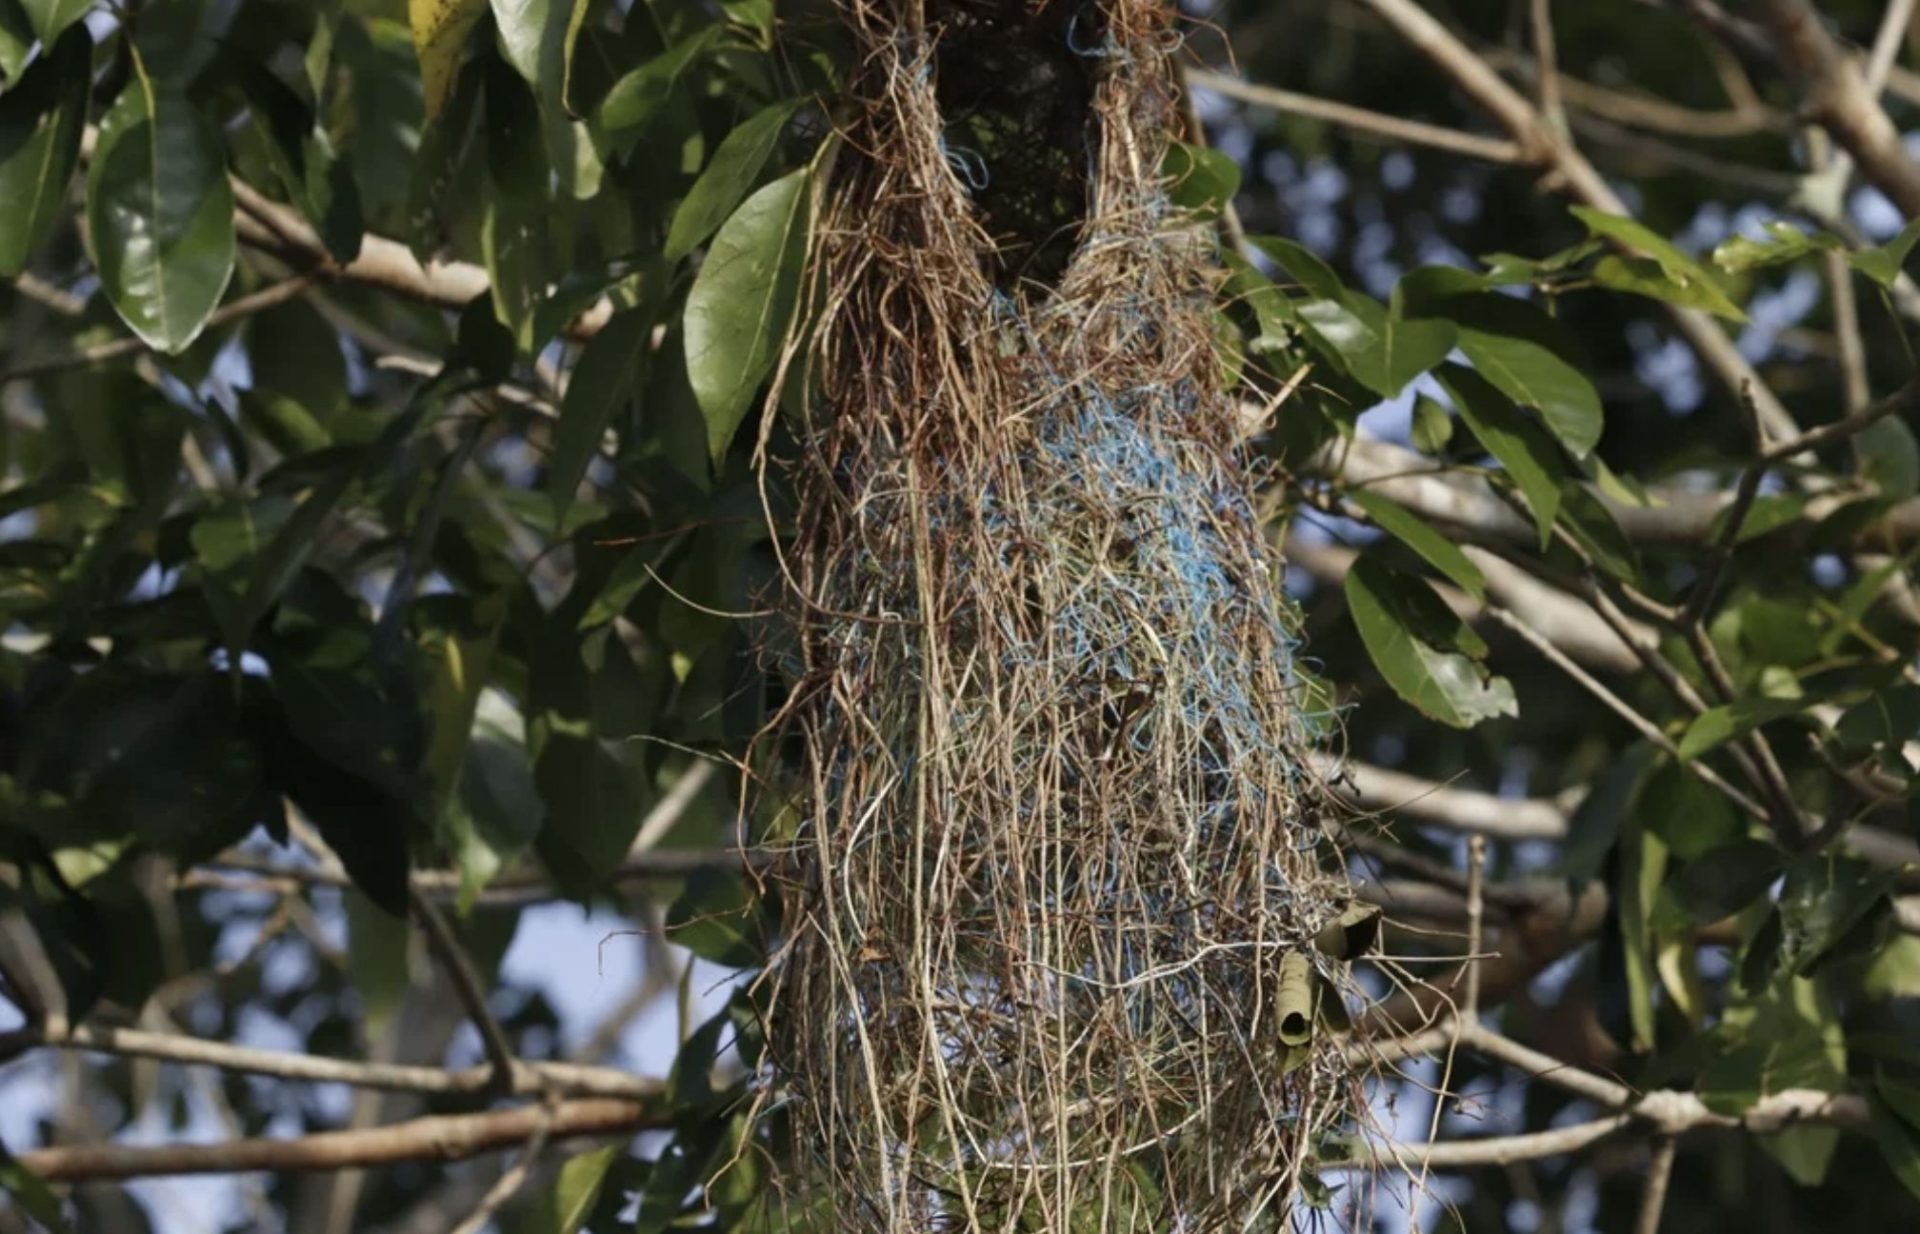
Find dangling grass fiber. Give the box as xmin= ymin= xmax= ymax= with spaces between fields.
xmin=750 ymin=1 xmax=1370 ymax=1227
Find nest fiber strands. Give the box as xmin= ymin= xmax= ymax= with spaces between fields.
xmin=757 ymin=0 xmax=1365 ymax=1227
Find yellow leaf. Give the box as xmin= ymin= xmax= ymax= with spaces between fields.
xmin=410 ymin=0 xmax=488 ymax=121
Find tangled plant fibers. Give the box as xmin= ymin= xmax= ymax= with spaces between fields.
xmin=753 ymin=0 xmax=1370 ymax=1227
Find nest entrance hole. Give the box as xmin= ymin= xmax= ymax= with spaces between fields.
xmin=931 ymin=0 xmax=1105 ymax=292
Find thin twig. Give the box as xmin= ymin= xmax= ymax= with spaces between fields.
xmin=0 ymin=275 xmax=313 ymax=387
xmin=1634 ymin=1136 xmax=1679 ymax=1234
xmin=1185 ymin=68 xmax=1531 ymax=164
xmin=412 ymin=890 xmax=519 ymax=1093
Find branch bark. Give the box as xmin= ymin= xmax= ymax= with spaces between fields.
xmin=17 ymin=1099 xmax=661 ymax=1183
xmin=1757 ymin=0 xmax=1920 ymax=219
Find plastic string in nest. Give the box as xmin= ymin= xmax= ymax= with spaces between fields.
xmin=749 ymin=1 xmax=1376 ymax=1228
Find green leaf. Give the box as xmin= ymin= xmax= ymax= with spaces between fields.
xmin=1713 ymin=221 xmax=1837 ymax=274
xmin=1677 ymin=696 xmax=1807 ymax=761
xmin=1435 ymin=362 xmax=1566 ymax=548
xmin=1642 ymin=759 xmax=1740 ymax=860
xmin=1162 ymin=140 xmax=1241 ymax=220
xmin=0 ymin=1137 xmax=69 ymax=1233
xmin=594 ymin=24 xmax=722 ymax=132
xmin=684 ymin=167 xmax=811 ymax=463
xmin=1871 ymin=1093 xmax=1920 ymax=1202
xmin=490 ymin=0 xmax=556 ymax=87
xmin=451 ymin=689 xmax=544 ymax=910
xmin=666 ymin=98 xmax=799 ymax=262
xmin=1851 ymin=218 xmax=1920 ymax=288
xmin=1592 ymin=253 xmax=1747 ymax=321
xmin=0 ymin=2 xmax=29 ymax=86
xmin=345 ymin=887 xmax=412 ymax=1037
xmin=20 ymin=0 xmax=87 ymax=43
xmin=0 ymin=24 xmax=89 ymax=277
xmin=531 ymin=1145 xmax=623 ymax=1234
xmin=85 ymin=78 xmax=237 ymax=354
xmin=1856 ymin=416 xmax=1920 ymax=501
xmin=232 ymin=58 xmax=364 ymax=263
xmin=1251 ymin=234 xmax=1343 ymax=299
xmin=1410 ymin=394 xmax=1453 ymax=453
xmin=1344 ymin=551 xmax=1517 ymax=728
xmin=1834 ymin=684 xmax=1920 ymax=751
xmin=1346 ymin=488 xmax=1485 ymax=599
xmin=1656 ymin=838 xmax=1782 ymax=928
xmin=410 ymin=0 xmax=490 ymax=121
xmin=1620 ymin=816 xmax=1667 ymax=1050
xmin=665 ymin=866 xmax=763 ymax=968
xmin=549 ymin=303 xmax=653 ymax=517
xmin=1570 ymin=205 xmax=1745 ymax=321
xmin=1453 ymin=315 xmax=1602 ymax=458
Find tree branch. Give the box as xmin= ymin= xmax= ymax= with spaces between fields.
xmin=1757 ymin=0 xmax=1920 ymax=219
xmin=1353 ymin=0 xmax=1799 ymax=442
xmin=0 ymin=1023 xmax=663 ymax=1102
xmin=16 ymin=1099 xmax=661 ymax=1183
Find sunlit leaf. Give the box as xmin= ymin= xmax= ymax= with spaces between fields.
xmin=685 ymin=167 xmax=812 ymax=463
xmin=86 ymin=78 xmax=237 ymax=353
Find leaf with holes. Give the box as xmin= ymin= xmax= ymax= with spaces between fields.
xmin=1344 ymin=551 xmax=1516 ymax=728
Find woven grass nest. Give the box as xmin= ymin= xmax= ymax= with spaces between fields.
xmin=749 ymin=0 xmax=1374 ymax=1227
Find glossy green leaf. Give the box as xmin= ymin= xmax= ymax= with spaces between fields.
xmin=685 ymin=167 xmax=811 ymax=463
xmin=1344 ymin=551 xmax=1516 ymax=728
xmin=666 ymin=98 xmax=799 ymax=262
xmin=410 ymin=0 xmax=489 ymax=121
xmin=0 ymin=24 xmax=88 ymax=277
xmin=1571 ymin=205 xmax=1745 ymax=321
xmin=1346 ymin=488 xmax=1485 ymax=599
xmin=1162 ymin=140 xmax=1240 ymax=220
xmin=1453 ymin=319 xmax=1602 ymax=458
xmin=20 ymin=0 xmax=87 ymax=43
xmin=1435 ymin=362 xmax=1565 ymax=548
xmin=85 ymin=80 xmax=237 ymax=354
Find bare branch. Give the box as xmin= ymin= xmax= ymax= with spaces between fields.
xmin=1186 ymin=69 xmax=1531 ymax=164
xmin=17 ymin=1099 xmax=660 ymax=1183
xmin=0 ymin=1023 xmax=663 ymax=1101
xmin=1635 ymin=1137 xmax=1679 ymax=1234
xmin=1757 ymin=0 xmax=1920 ymax=218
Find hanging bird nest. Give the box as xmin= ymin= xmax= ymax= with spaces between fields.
xmin=750 ymin=0 xmax=1373 ymax=1227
